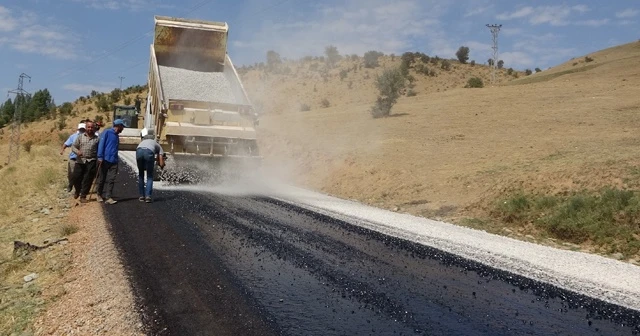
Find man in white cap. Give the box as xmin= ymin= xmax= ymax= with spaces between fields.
xmin=60 ymin=122 xmax=86 ymax=193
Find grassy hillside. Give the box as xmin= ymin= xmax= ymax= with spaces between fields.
xmin=238 ymin=53 xmax=521 ymax=115
xmin=249 ymin=41 xmax=640 ymax=260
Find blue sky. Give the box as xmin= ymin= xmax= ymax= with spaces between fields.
xmin=0 ymin=0 xmax=638 ymax=104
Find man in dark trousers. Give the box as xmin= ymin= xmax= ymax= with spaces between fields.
xmin=71 ymin=121 xmax=100 ymax=203
xmin=96 ymin=119 xmax=125 ymax=204
xmin=136 ymin=134 xmax=165 ymax=203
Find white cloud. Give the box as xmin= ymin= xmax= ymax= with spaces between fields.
xmin=572 ymin=5 xmax=590 ymax=13
xmin=496 ymin=7 xmax=534 ymax=20
xmin=616 ymin=9 xmax=639 ymax=18
xmin=69 ymin=0 xmax=174 ymax=11
xmin=0 ymin=6 xmax=79 ymax=59
xmin=497 ymin=5 xmax=592 ymax=26
xmin=499 ymin=51 xmax=535 ymax=68
xmin=574 ymin=19 xmax=609 ymax=27
xmin=0 ymin=6 xmax=17 ymax=32
xmin=503 ymin=32 xmax=577 ymax=69
xmin=63 ymin=83 xmax=115 ymax=93
xmin=617 ymin=20 xmax=636 ymax=26
xmin=501 ymin=28 xmax=523 ymax=36
xmin=463 ymin=4 xmax=492 ymax=18
xmin=234 ymin=0 xmax=448 ymax=61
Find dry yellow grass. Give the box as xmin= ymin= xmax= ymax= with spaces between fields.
xmin=0 ymin=143 xmax=75 ymax=334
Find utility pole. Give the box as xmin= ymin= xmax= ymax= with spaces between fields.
xmin=486 ymin=24 xmax=502 ymax=84
xmin=118 ymin=76 xmax=125 ymax=90
xmin=7 ymin=73 xmax=31 ymax=164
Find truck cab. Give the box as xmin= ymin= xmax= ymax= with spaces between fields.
xmin=113 ymin=104 xmax=143 ymax=151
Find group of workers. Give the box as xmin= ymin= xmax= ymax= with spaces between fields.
xmin=60 ymin=119 xmax=166 ymax=204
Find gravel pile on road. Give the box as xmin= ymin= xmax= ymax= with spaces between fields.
xmin=158 ymin=65 xmax=239 ymax=104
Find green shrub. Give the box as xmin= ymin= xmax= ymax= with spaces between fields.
xmin=300 ymin=103 xmax=311 ymax=112
xmin=585 ymin=56 xmax=594 ymax=62
xmin=58 ymin=132 xmax=70 ymax=142
xmin=370 ymin=67 xmax=406 ymax=118
xmin=339 ymin=69 xmax=348 ymax=81
xmin=455 ymin=46 xmax=469 ymax=64
xmin=124 ymin=96 xmax=132 ymax=105
xmin=56 ymin=114 xmax=66 ymax=131
xmin=320 ymin=98 xmax=330 ymax=108
xmin=465 ymin=77 xmax=484 ymax=88
xmin=60 ymin=224 xmax=79 ymax=236
xmin=441 ymin=60 xmax=451 ymax=71
xmin=22 ymin=140 xmax=33 ymax=153
xmin=406 ymin=89 xmax=417 ymax=97
xmin=525 ymin=69 xmax=533 ymax=76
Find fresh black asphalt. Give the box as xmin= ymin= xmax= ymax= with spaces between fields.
xmin=103 ymin=163 xmax=640 ymax=335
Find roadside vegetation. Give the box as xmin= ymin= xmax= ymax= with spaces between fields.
xmin=487 ymin=188 xmax=640 ymax=257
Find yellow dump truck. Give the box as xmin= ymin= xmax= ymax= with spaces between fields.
xmin=142 ymin=16 xmax=259 ymax=181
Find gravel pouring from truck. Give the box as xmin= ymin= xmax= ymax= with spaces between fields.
xmin=142 ymin=15 xmax=260 ymax=172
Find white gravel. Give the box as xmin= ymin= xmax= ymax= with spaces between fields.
xmin=118 ymin=153 xmax=640 ymax=312
xmin=158 ymin=65 xmax=239 ymax=104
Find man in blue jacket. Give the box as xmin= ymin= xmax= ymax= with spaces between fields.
xmin=96 ymin=119 xmax=125 ymax=204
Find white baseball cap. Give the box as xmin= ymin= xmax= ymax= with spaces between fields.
xmin=77 ymin=123 xmax=86 ymax=129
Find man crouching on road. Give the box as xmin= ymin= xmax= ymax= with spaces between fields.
xmin=96 ymin=119 xmax=125 ymax=204
xmin=71 ymin=121 xmax=100 ymax=203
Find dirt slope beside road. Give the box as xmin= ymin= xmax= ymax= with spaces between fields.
xmin=33 ymin=202 xmax=143 ymax=335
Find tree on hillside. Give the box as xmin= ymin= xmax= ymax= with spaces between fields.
xmin=266 ymin=50 xmax=282 ymax=70
xmin=441 ymin=59 xmax=452 ymax=71
xmin=364 ymin=50 xmax=384 ymax=68
xmin=325 ymin=45 xmax=341 ymax=68
xmin=26 ymin=89 xmax=54 ymax=121
xmin=401 ymin=52 xmax=416 ymax=67
xmin=525 ymin=69 xmax=533 ymax=75
xmin=487 ymin=59 xmax=494 ymax=66
xmin=370 ymin=67 xmax=406 ymax=118
xmin=456 ymin=46 xmax=470 ymax=64
xmin=535 ymin=67 xmax=542 ymax=73
xmin=97 ymin=95 xmax=110 ymax=112
xmin=0 ymin=98 xmax=15 ymax=128
xmin=497 ymin=60 xmax=504 ymax=69
xmin=110 ymin=88 xmax=122 ymax=103
xmin=59 ymin=102 xmax=73 ymax=116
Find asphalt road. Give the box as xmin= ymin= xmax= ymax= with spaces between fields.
xmin=104 ymin=164 xmax=640 ymax=335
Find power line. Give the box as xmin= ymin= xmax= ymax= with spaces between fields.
xmin=486 ymin=24 xmax=502 ymax=85
xmin=7 ymin=73 xmax=31 ymax=164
